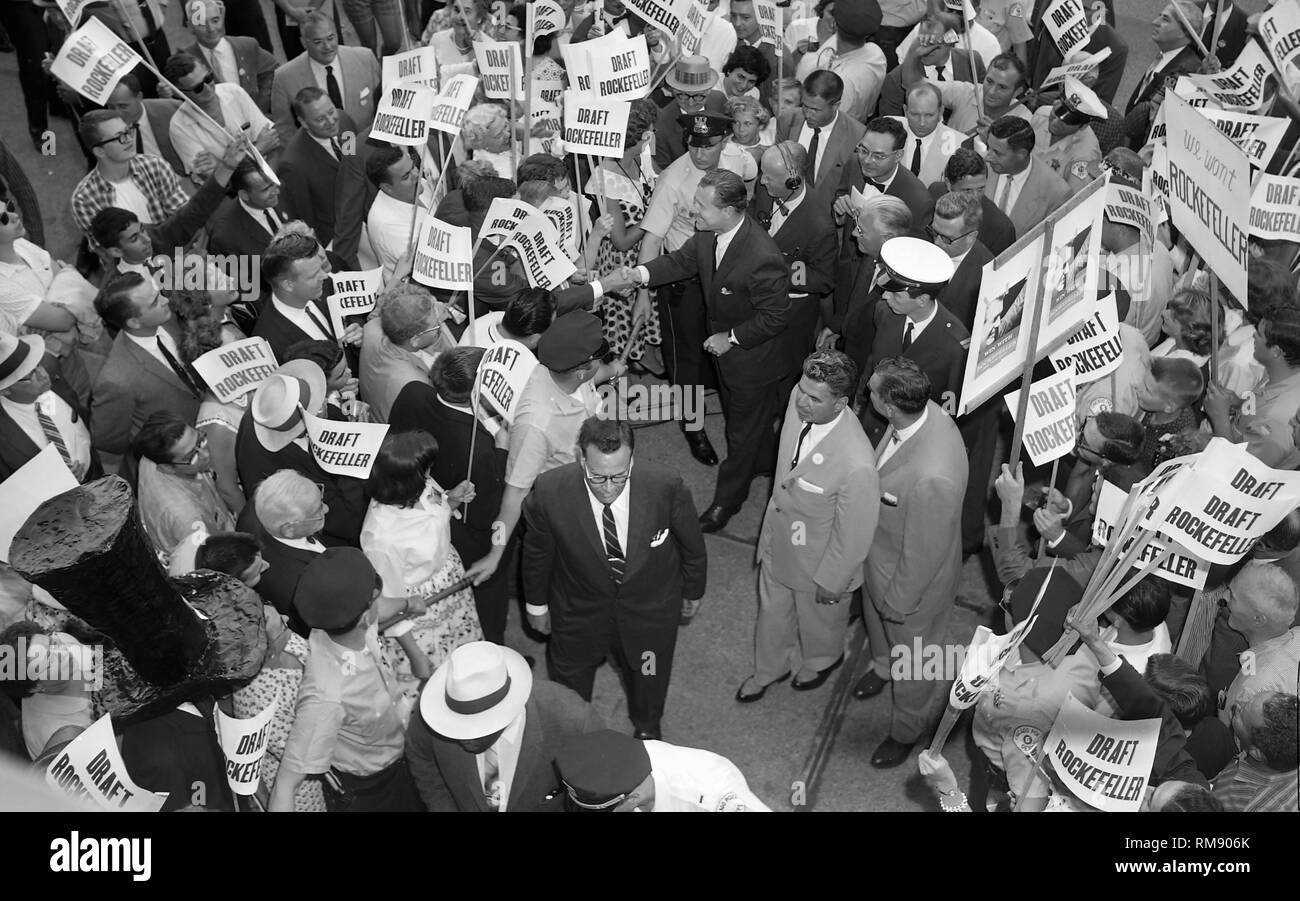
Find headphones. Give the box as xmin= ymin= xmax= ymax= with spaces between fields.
xmin=776 ymin=140 xmax=802 ymax=192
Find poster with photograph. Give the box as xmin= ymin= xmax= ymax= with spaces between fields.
xmin=1035 ymin=177 xmax=1105 ymax=356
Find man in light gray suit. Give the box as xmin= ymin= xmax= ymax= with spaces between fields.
xmin=359 ymin=285 xmax=453 ymax=423
xmin=737 ymin=350 xmax=880 ymax=703
xmin=853 ymin=356 xmax=967 ymax=769
xmin=983 ymin=116 xmax=1071 ymax=238
xmin=269 ymin=12 xmax=381 ymax=144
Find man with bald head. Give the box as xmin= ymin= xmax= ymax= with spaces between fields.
xmin=1124 ymin=2 xmax=1204 ymax=149
xmin=893 ymin=82 xmax=964 ymax=187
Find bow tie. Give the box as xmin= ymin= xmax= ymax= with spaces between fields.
xmin=868 ymin=179 xmax=888 ymax=191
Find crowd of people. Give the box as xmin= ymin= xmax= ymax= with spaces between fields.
xmin=0 ymin=0 xmax=1297 ymax=813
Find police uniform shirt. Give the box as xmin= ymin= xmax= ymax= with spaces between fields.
xmin=977 ymin=0 xmax=1033 ymax=51
xmin=643 ymin=740 xmax=769 ymax=812
xmin=642 ymin=153 xmax=744 ymax=253
xmin=1030 ymin=107 xmax=1101 ymax=187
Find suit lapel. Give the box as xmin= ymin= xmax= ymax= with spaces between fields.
xmin=120 ymin=333 xmax=187 ymax=393
xmin=714 ymin=219 xmax=747 ymax=284
xmin=507 ymin=701 xmax=541 ymax=810
xmin=0 ymin=408 xmax=41 ymax=468
xmin=572 ymin=468 xmax=608 ymax=571
xmin=622 ymin=472 xmax=650 ymax=579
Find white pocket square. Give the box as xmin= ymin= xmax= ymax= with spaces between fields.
xmin=795 ymin=477 xmax=825 ymax=494
xmin=720 ymin=286 xmax=732 ymax=294
xmin=360 ymin=87 xmax=371 ymax=98
xmin=650 ymin=529 xmax=669 ymax=547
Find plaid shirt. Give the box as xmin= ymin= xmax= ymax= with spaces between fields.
xmin=71 ymin=154 xmax=189 ymax=239
xmin=1213 ymin=756 xmax=1299 ymax=812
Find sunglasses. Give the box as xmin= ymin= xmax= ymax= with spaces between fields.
xmin=0 ymin=200 xmax=17 ymax=226
xmin=181 ymin=73 xmax=215 ymax=93
xmin=178 ymin=431 xmax=209 ymax=465
xmin=94 ymin=123 xmax=139 ymax=148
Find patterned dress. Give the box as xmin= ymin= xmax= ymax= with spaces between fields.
xmin=584 ymin=162 xmax=662 ymax=361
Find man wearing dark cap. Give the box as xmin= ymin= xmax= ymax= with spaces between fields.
xmin=520 ymin=417 xmax=706 ymax=739
xmin=1030 ymin=77 xmax=1104 ymax=191
xmin=794 ymin=0 xmax=887 ymax=122
xmin=614 ymin=168 xmax=792 ymax=532
xmin=404 ymin=641 xmax=606 ymax=811
xmin=465 ymin=312 xmax=624 ymax=586
xmin=271 ymin=547 xmax=427 ymax=811
xmin=971 ymin=566 xmax=1103 ymax=811
xmin=633 ymin=110 xmax=752 ymax=468
xmin=554 ymin=729 xmax=769 ymax=811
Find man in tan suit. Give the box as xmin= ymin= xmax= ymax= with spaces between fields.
xmin=737 ymin=350 xmax=880 ymax=702
xmin=983 ymin=116 xmax=1071 ymax=237
xmin=854 ymin=356 xmax=967 ymax=769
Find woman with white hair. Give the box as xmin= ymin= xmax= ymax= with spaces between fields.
xmin=463 ymin=102 xmax=517 ymax=179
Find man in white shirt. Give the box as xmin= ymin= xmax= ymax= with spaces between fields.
xmin=180 ymin=0 xmax=278 ymax=112
xmin=901 ymin=36 xmax=1032 ymax=136
xmin=406 ymin=641 xmax=606 ymax=811
xmin=0 ymin=334 xmax=94 ymax=482
xmin=364 ymin=144 xmax=422 ymax=283
xmin=795 ymin=0 xmax=887 ymax=122
xmin=165 ymin=51 xmax=280 ymax=181
xmin=254 ymin=233 xmax=363 ymax=364
xmin=895 ymin=81 xmax=962 ymax=186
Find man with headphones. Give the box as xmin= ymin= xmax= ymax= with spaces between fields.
xmin=757 ymin=141 xmax=840 ymax=406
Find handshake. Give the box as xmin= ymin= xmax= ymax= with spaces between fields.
xmin=599 ymin=265 xmax=645 ymax=294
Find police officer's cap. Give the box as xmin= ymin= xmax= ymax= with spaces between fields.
xmin=537 ymin=310 xmax=608 ymax=371
xmin=554 ymin=730 xmax=652 ymax=811
xmin=878 ymin=236 xmax=955 ymax=295
xmin=677 ymin=112 xmax=733 ymax=147
xmin=833 ymin=0 xmax=883 ymax=38
xmin=1053 ymin=77 xmax=1107 ymax=127
xmin=294 ymin=547 xmax=380 ymax=630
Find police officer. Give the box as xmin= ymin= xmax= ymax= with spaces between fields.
xmin=977 ymin=0 xmax=1033 ymax=61
xmin=1031 ymin=76 xmax=1106 ymax=191
xmin=553 ymin=730 xmax=770 ymax=812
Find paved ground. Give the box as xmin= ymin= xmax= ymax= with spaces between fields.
xmin=0 ymin=0 xmax=1267 ymax=811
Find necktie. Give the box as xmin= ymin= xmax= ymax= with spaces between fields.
xmin=304 ymin=302 xmax=335 ymax=339
xmin=263 ymin=209 xmax=280 ymax=236
xmin=909 ymin=139 xmax=922 ymax=176
xmin=482 ymin=745 xmax=501 ymax=810
xmin=902 ymin=320 xmax=914 ymax=351
xmin=157 ymin=336 xmax=202 ymax=398
xmin=325 ymin=64 xmax=344 ymax=110
xmin=329 ymin=137 xmax=342 ymax=160
xmin=135 ymin=125 xmax=144 ymax=154
xmin=35 ymin=404 xmax=73 ymax=470
xmin=601 ymin=503 xmax=624 ymax=584
xmin=209 ymin=48 xmax=227 ymax=84
xmin=935 ymin=65 xmax=946 ymax=81
xmin=996 ymin=174 xmax=1014 ymax=212
xmin=790 ymin=420 xmax=813 ymax=469
xmin=807 ymin=126 xmax=821 ymax=183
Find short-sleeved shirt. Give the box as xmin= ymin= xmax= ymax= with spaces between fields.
xmin=0 ymin=238 xmax=54 ymax=327
xmin=641 ymin=151 xmax=748 ymax=252
xmin=1235 ymin=369 xmax=1300 ymax=466
xmin=1218 ymin=627 xmax=1300 ymax=727
xmin=1031 ymin=107 xmax=1101 ymax=189
xmin=71 ymin=154 xmax=189 ymax=239
xmin=280 ymin=625 xmax=409 ymax=777
xmin=977 ymin=0 xmax=1033 ymax=51
xmin=170 ymin=83 xmax=274 ymax=175
xmin=974 ymin=647 xmax=1100 ymax=800
xmin=936 ymin=80 xmax=1032 ymax=134
xmin=503 ymin=367 xmax=603 ymax=491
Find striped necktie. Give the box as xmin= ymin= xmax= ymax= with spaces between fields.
xmin=601 ymin=503 xmax=624 ymax=584
xmin=35 ymin=404 xmax=73 ymax=470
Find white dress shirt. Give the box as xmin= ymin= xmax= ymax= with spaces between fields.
xmin=876 ymin=405 xmax=929 ymax=467
xmin=242 ymin=199 xmax=283 ymax=237
xmin=273 ymin=533 xmax=326 ymax=553
xmin=169 ymin=82 xmax=274 ymax=175
xmin=366 ymin=190 xmax=416 ymax=283
xmin=198 ymin=38 xmax=239 ymax=85
xmin=791 ymin=408 xmax=844 ymax=467
xmin=124 ymin=327 xmax=185 ymax=372
xmin=271 ymin=294 xmax=332 ymax=341
xmin=798 ymin=111 xmax=838 ymax=181
xmin=310 ymin=56 xmax=346 ymax=99
xmin=0 ymin=391 xmax=92 ymax=477
xmin=135 ymin=110 xmax=165 ymax=162
xmin=524 ymin=480 xmax=630 ymax=617
xmin=713 ymin=217 xmax=744 ymax=269
xmin=993 ymin=164 xmax=1032 ymax=214
xmin=476 ymin=709 xmax=526 ymax=811
xmin=905 ymin=300 xmax=940 ymax=341
xmin=768 ymin=187 xmax=806 ymax=237
xmin=311 ymin=131 xmax=341 ymax=160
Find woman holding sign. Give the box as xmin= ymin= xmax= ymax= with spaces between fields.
xmin=361 ymin=430 xmax=483 ymax=705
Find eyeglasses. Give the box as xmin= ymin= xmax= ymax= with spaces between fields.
xmin=855 ymin=146 xmax=899 ymax=162
xmin=924 ymin=224 xmax=978 ymax=246
xmin=0 ymin=200 xmax=17 ymax=226
xmin=178 ymin=431 xmax=209 ymax=465
xmin=584 ymin=468 xmax=631 ymax=486
xmin=180 ymin=73 xmax=215 ymax=93
xmin=675 ymin=91 xmax=708 ymax=102
xmin=94 ymin=123 xmax=139 ymax=148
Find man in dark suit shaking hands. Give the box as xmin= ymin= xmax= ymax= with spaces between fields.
xmin=611 ymin=169 xmax=792 ymax=532
xmin=522 ymin=417 xmax=708 ymax=741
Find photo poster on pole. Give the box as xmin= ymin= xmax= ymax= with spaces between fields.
xmin=1034 ymin=175 xmax=1106 ymax=357
xmin=473 ymin=39 xmax=525 ymax=100
xmin=381 ymin=46 xmax=440 ymax=91
xmin=1163 ymin=92 xmax=1250 ymax=304
xmin=957 ymin=231 xmax=1045 ymax=415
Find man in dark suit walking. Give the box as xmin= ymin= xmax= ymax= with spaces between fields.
xmin=853 ymin=355 xmax=968 ymax=769
xmin=389 ymin=348 xmax=513 ymax=645
xmin=522 ymin=418 xmax=707 ymax=740
xmin=274 ymin=88 xmax=372 ymax=269
xmin=612 ymin=169 xmax=792 ymax=532
xmin=406 ymin=642 xmax=606 ymax=812
xmin=756 ymin=142 xmax=840 ymax=402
